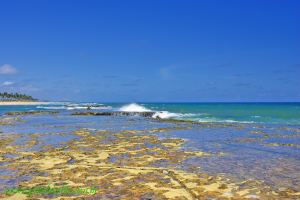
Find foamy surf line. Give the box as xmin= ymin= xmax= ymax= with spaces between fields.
xmin=119 ymin=103 xmax=152 ymax=112
xmin=119 ymin=103 xmax=181 ymax=119
xmin=39 ymin=103 xmax=254 ymax=124
xmin=118 ymin=103 xmax=254 ymax=123
xmin=37 ymin=103 xmax=112 ymax=110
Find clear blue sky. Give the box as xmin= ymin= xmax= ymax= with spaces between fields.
xmin=0 ymin=0 xmax=299 ymax=102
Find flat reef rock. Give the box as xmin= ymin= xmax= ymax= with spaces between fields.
xmin=1 ymin=126 xmax=299 ymax=200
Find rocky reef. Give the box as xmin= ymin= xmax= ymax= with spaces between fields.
xmin=1 ymin=127 xmax=299 ymax=199
xmin=0 ymin=111 xmax=300 ymax=199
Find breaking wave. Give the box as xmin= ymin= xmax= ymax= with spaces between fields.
xmin=152 ymin=111 xmax=198 ymax=119
xmin=152 ymin=111 xmax=179 ymax=119
xmin=119 ymin=103 xmax=196 ymax=120
xmin=119 ymin=103 xmax=152 ymax=112
xmin=152 ymin=112 xmax=254 ymax=123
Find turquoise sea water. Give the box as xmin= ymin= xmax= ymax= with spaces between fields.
xmin=142 ymin=102 xmax=300 ymax=124
xmin=25 ymin=102 xmax=300 ymax=125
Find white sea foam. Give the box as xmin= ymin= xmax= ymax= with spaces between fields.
xmin=119 ymin=103 xmax=204 ymax=119
xmin=251 ymin=115 xmax=261 ymax=118
xmin=37 ymin=106 xmax=66 ymax=110
xmin=66 ymin=106 xmax=87 ymax=110
xmin=152 ymin=111 xmax=179 ymax=119
xmin=153 ymin=112 xmax=199 ymax=119
xmin=119 ymin=103 xmax=152 ymax=112
xmin=37 ymin=104 xmax=111 ymax=110
xmin=91 ymin=106 xmax=112 ymax=110
xmin=197 ymin=117 xmax=254 ymax=123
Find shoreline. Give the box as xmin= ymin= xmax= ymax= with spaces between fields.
xmin=0 ymin=101 xmax=52 ymax=106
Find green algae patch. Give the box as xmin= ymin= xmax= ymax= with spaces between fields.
xmin=4 ymin=186 xmax=97 ymax=196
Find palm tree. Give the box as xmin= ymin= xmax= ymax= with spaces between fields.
xmin=0 ymin=92 xmax=37 ymax=101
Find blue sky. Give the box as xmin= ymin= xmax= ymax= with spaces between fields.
xmin=0 ymin=0 xmax=299 ymax=102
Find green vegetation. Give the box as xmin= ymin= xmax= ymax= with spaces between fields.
xmin=0 ymin=92 xmax=37 ymax=101
xmin=4 ymin=186 xmax=97 ymax=196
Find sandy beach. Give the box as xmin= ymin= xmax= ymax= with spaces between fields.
xmin=0 ymin=101 xmax=53 ymax=106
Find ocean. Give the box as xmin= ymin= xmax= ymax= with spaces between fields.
xmin=31 ymin=102 xmax=300 ymax=125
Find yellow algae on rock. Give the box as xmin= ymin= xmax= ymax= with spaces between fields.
xmin=98 ymin=151 xmax=110 ymax=159
xmin=185 ymin=182 xmax=198 ymax=188
xmin=202 ymin=182 xmax=222 ymax=192
xmin=31 ymin=157 xmax=63 ymax=169
xmin=237 ymin=189 xmax=252 ymax=196
xmin=163 ymin=188 xmax=194 ymax=199
xmin=0 ymin=193 xmax=27 ymax=200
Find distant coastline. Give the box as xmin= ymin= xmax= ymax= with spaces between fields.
xmin=0 ymin=92 xmax=48 ymax=105
xmin=0 ymin=101 xmax=51 ymax=106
